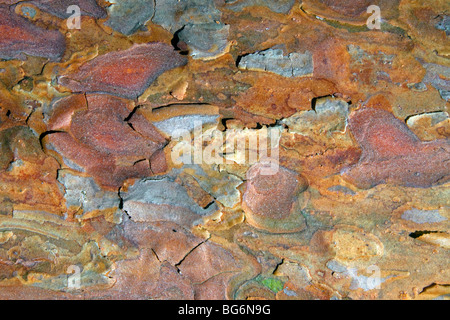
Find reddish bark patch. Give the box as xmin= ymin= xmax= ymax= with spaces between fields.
xmin=58 ymin=43 xmax=188 ymax=99
xmin=342 ymin=108 xmax=450 ymax=189
xmin=46 ymin=94 xmax=167 ymax=189
xmin=0 ymin=6 xmax=65 ymax=60
xmin=29 ymin=0 xmax=106 ymax=19
xmin=242 ymin=162 xmax=309 ymax=233
xmin=244 ymin=163 xmax=307 ymax=220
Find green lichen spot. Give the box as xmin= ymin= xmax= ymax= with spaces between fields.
xmin=255 ymin=275 xmax=284 ymax=293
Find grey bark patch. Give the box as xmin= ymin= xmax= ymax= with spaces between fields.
xmin=326 ymin=259 xmax=348 ymax=273
xmin=328 ymin=185 xmax=356 ymax=195
xmin=20 ymin=5 xmax=36 ymax=18
xmin=281 ymin=97 xmax=349 ymax=134
xmin=152 ymin=0 xmax=229 ymax=59
xmin=238 ymin=48 xmax=313 ymax=78
xmin=422 ymin=62 xmax=450 ymax=102
xmin=401 ymin=208 xmax=447 ymax=224
xmin=177 ymin=23 xmax=230 ymax=60
xmin=153 ymin=114 xmax=220 ymax=137
xmin=407 ymin=82 xmax=428 ymax=92
xmin=104 ymin=0 xmax=155 ymax=35
xmin=347 ymin=45 xmax=395 ymax=65
xmin=58 ymin=170 xmax=120 ymax=214
xmin=435 ymin=15 xmax=450 ymax=36
xmin=152 ymin=0 xmax=221 ymax=33
xmin=121 ymin=176 xmax=218 ymax=226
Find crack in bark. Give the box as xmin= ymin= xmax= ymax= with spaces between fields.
xmin=175 ymin=235 xmax=211 ymax=269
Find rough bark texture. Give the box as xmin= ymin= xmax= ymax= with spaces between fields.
xmin=0 ymin=0 xmax=448 ymax=301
